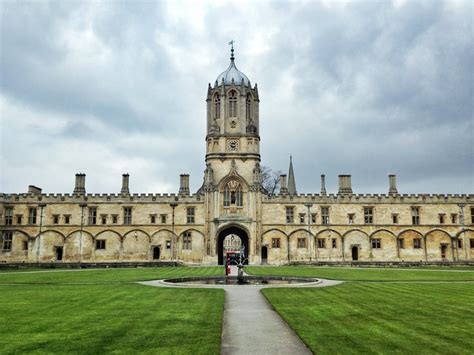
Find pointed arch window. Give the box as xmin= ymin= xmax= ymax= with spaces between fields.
xmin=246 ymin=93 xmax=252 ymax=120
xmin=214 ymin=94 xmax=220 ymax=119
xmin=224 ymin=180 xmax=243 ymax=207
xmin=229 ymin=91 xmax=237 ymax=117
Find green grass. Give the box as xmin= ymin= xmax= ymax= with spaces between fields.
xmin=0 ymin=267 xmax=224 ymax=354
xmin=246 ymin=266 xmax=474 ymax=281
xmin=0 ymin=266 xmax=223 ymax=284
xmin=262 ymin=283 xmax=474 ymax=354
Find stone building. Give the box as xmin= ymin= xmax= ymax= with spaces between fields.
xmin=1 ymin=47 xmax=473 ymax=265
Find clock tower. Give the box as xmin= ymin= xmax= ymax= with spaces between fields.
xmin=202 ymin=45 xmax=263 ymax=264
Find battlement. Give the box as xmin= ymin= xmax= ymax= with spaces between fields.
xmin=263 ymin=193 xmax=473 ymax=204
xmin=0 ymin=192 xmax=203 ymax=204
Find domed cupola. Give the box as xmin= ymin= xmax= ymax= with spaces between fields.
xmin=215 ymin=44 xmax=250 ymax=86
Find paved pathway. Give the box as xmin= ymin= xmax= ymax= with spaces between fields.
xmin=141 ymin=266 xmax=342 ymax=355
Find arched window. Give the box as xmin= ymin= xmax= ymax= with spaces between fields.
xmin=224 ymin=180 xmax=243 ymax=207
xmin=229 ymin=91 xmax=237 ymax=117
xmin=246 ymin=94 xmax=252 ymax=120
xmin=214 ymin=94 xmax=220 ymax=119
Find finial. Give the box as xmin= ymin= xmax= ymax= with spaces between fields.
xmin=228 ymin=40 xmax=235 ymax=60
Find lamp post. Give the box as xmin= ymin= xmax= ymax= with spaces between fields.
xmin=304 ymin=203 xmax=313 ymax=262
xmin=170 ymin=202 xmax=178 ymax=261
xmin=79 ymin=203 xmax=87 ymax=263
xmin=36 ymin=203 xmax=46 ymax=263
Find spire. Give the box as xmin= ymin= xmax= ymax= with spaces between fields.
xmin=287 ymin=155 xmax=297 ymax=196
xmin=229 ymin=40 xmax=235 ymax=60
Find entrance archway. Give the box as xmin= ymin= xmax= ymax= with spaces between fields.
xmin=217 ymin=226 xmax=249 ymax=265
xmin=351 ymin=246 xmax=358 ymax=261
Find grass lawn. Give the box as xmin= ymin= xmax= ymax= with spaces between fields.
xmin=262 ymin=282 xmax=474 ymax=354
xmin=0 ymin=267 xmax=224 ymax=354
xmin=246 ymin=265 xmax=474 ymax=281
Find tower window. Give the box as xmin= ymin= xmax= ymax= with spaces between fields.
xmin=214 ymin=94 xmax=220 ymax=119
xmin=392 ymin=214 xmax=399 ymax=224
xmin=224 ymin=181 xmax=243 ymax=207
xmin=451 ymin=214 xmax=458 ymax=224
xmin=439 ymin=214 xmax=445 ymax=224
xmin=229 ymin=91 xmax=237 ymax=117
xmin=246 ymin=93 xmax=252 ymax=120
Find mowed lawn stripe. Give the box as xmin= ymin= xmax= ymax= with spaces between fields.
xmin=246 ymin=266 xmax=474 ymax=281
xmin=0 ymin=266 xmax=223 ymax=284
xmin=262 ymin=283 xmax=474 ymax=354
xmin=0 ymin=268 xmax=225 ymax=354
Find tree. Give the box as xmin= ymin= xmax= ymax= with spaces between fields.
xmin=261 ymin=166 xmax=282 ymax=195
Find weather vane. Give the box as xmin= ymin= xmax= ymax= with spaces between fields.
xmin=228 ymin=40 xmax=235 ymax=59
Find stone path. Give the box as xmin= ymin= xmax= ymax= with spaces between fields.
xmin=141 ymin=266 xmax=342 ymax=355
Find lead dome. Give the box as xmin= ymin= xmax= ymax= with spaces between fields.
xmin=215 ymin=47 xmax=250 ymax=86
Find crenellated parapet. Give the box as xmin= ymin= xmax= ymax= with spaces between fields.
xmin=264 ymin=193 xmax=472 ymax=204
xmin=0 ymin=192 xmax=203 ymax=204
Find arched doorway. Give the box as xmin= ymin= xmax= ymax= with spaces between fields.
xmin=153 ymin=246 xmax=161 ymax=260
xmin=55 ymin=247 xmax=63 ymax=261
xmin=261 ymin=246 xmax=268 ymax=264
xmin=351 ymin=246 xmax=358 ymax=261
xmin=217 ymin=226 xmax=249 ymax=265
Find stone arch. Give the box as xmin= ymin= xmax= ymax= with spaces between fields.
xmin=370 ymin=229 xmax=398 ymax=261
xmin=217 ymin=224 xmax=249 ymax=265
xmin=177 ymin=229 xmax=205 ymax=263
xmin=398 ymin=229 xmax=425 ymax=262
xmin=343 ymin=229 xmax=370 ymax=261
xmin=64 ymin=230 xmax=94 ymax=262
xmin=36 ymin=230 xmax=66 ymax=262
xmin=122 ymin=229 xmax=151 ymax=261
xmin=150 ymin=229 xmax=176 ymax=261
xmin=425 ymin=229 xmax=453 ymax=261
xmin=288 ymin=228 xmax=315 ymax=238
xmin=289 ymin=229 xmax=312 ymax=261
xmin=315 ymin=229 xmax=343 ymax=261
xmin=123 ymin=229 xmax=151 ymax=242
xmin=93 ymin=230 xmax=121 ymax=261
xmin=94 ymin=229 xmax=122 ymax=240
xmin=262 ymin=228 xmax=288 ymax=238
xmin=66 ymin=229 xmax=94 ymax=239
xmin=315 ymin=228 xmax=342 ymax=238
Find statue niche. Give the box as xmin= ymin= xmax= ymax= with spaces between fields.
xmin=223 ymin=180 xmax=243 ymax=207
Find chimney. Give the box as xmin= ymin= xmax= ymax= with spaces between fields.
xmin=338 ymin=175 xmax=353 ymax=194
xmin=389 ymin=174 xmax=398 ymax=194
xmin=73 ymin=173 xmax=86 ymax=195
xmin=279 ymin=174 xmax=288 ymax=194
xmin=179 ymin=174 xmax=190 ymax=195
xmin=28 ymin=185 xmax=42 ymax=195
xmin=320 ymin=174 xmax=327 ymax=195
xmin=121 ymin=174 xmax=130 ymax=195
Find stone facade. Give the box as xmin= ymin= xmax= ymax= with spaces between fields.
xmin=1 ymin=49 xmax=473 ymax=265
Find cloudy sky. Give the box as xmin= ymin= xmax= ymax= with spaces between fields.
xmin=0 ymin=0 xmax=472 ymax=195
